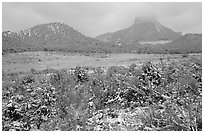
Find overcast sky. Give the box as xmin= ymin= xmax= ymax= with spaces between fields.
xmin=2 ymin=2 xmax=202 ymax=37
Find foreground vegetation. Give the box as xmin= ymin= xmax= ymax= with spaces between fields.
xmin=2 ymin=57 xmax=202 ymax=131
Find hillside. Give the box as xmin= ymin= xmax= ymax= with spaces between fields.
xmin=2 ymin=22 xmax=201 ymax=54
xmin=95 ymin=16 xmax=182 ymax=44
xmin=2 ymin=23 xmax=121 ymax=54
xmin=164 ymin=33 xmax=202 ymax=53
xmin=136 ymin=33 xmax=202 ymax=54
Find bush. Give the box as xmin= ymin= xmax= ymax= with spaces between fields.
xmin=182 ymin=53 xmax=188 ymax=57
xmin=2 ymin=58 xmax=202 ymax=131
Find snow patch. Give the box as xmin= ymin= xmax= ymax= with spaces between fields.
xmin=139 ymin=40 xmax=172 ymax=45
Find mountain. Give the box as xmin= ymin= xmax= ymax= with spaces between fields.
xmin=95 ymin=16 xmax=182 ymax=44
xmin=2 ymin=22 xmax=120 ymax=54
xmin=2 ymin=22 xmax=201 ymax=54
xmin=2 ymin=31 xmax=24 ymax=53
xmin=136 ymin=33 xmax=202 ymax=54
xmin=163 ymin=33 xmax=202 ymax=53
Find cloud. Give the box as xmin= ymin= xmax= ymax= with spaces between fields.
xmin=2 ymin=3 xmax=50 ymax=31
xmin=2 ymin=2 xmax=202 ymax=37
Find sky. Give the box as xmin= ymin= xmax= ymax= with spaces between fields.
xmin=2 ymin=2 xmax=202 ymax=37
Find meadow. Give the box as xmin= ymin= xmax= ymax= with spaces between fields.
xmin=2 ymin=52 xmax=202 ymax=131
xmin=2 ymin=51 xmax=201 ymax=73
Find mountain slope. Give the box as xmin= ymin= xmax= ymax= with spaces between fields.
xmin=136 ymin=33 xmax=202 ymax=54
xmin=163 ymin=33 xmax=202 ymax=53
xmin=2 ymin=22 xmax=201 ymax=54
xmin=2 ymin=31 xmax=24 ymax=53
xmin=2 ymin=22 xmax=120 ymax=54
xmin=95 ymin=16 xmax=182 ymax=44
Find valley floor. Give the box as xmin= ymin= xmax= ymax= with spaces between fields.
xmin=2 ymin=51 xmax=201 ymax=74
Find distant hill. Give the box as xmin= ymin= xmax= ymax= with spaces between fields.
xmin=163 ymin=33 xmax=202 ymax=53
xmin=2 ymin=31 xmax=24 ymax=53
xmin=95 ymin=16 xmax=182 ymax=44
xmin=137 ymin=33 xmax=202 ymax=54
xmin=95 ymin=17 xmax=201 ymax=54
xmin=2 ymin=22 xmax=201 ymax=54
xmin=2 ymin=22 xmax=122 ymax=54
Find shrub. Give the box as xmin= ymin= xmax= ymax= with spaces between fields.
xmin=182 ymin=53 xmax=188 ymax=58
xmin=2 ymin=58 xmax=202 ymax=131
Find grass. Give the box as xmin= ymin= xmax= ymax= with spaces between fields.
xmin=3 ymin=51 xmax=201 ymax=73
